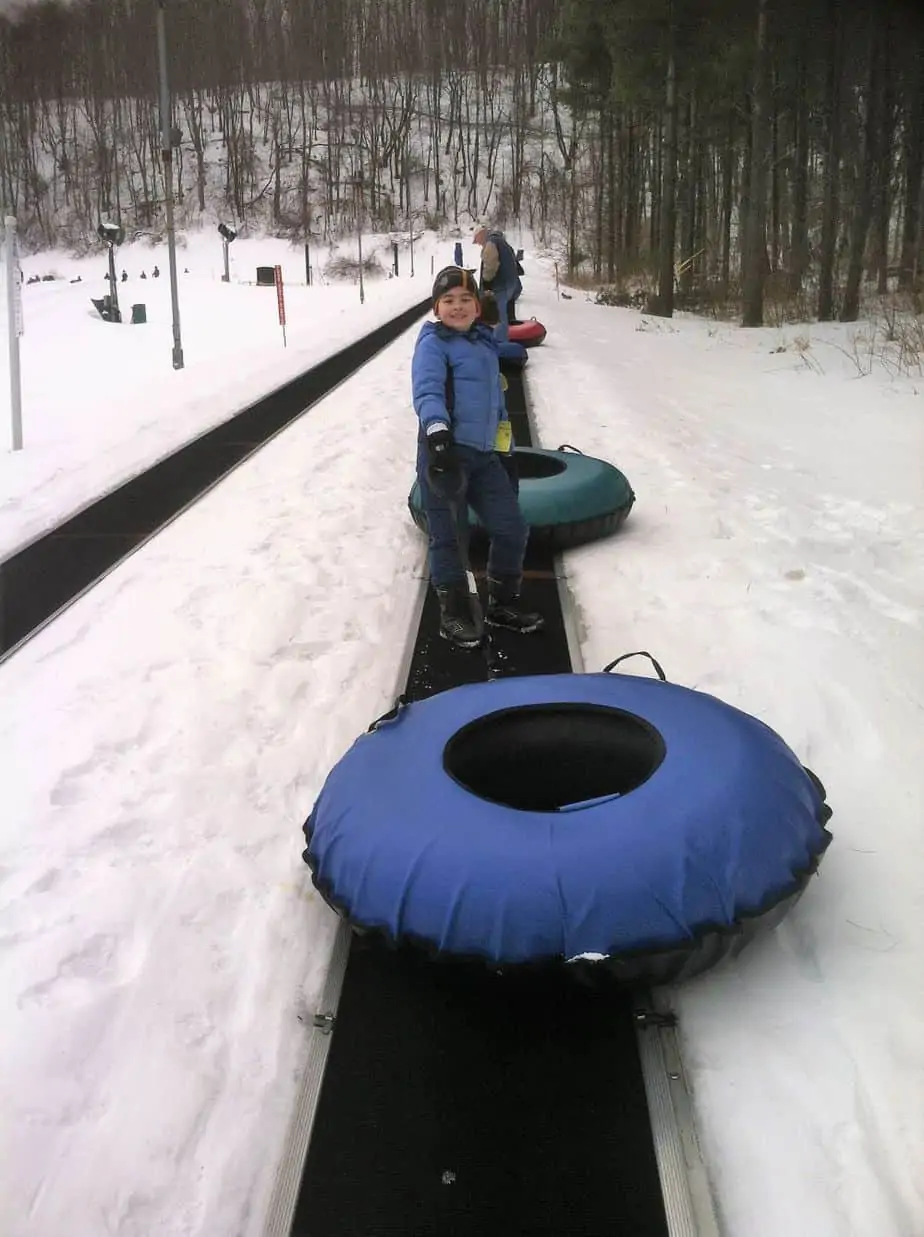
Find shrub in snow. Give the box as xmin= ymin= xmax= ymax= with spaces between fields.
xmin=325 ymin=253 xmax=386 ymax=281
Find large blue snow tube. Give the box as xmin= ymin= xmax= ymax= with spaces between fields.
xmin=302 ymin=670 xmax=832 ymax=985
xmin=408 ymin=446 xmax=634 ymax=550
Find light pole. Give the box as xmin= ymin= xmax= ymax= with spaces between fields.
xmin=218 ymin=222 xmax=236 ymax=282
xmin=401 ymin=149 xmax=416 ymax=278
xmin=156 ymin=0 xmax=184 ymax=369
xmin=407 ymin=208 xmax=426 ymax=279
xmin=353 ymin=173 xmax=365 ymax=305
xmin=4 ymin=214 xmax=23 ymax=450
xmin=96 ymin=219 xmax=124 ymax=321
xmin=304 ymin=213 xmax=322 ymax=287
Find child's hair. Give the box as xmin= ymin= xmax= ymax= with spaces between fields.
xmin=431 ymin=265 xmax=480 ymax=309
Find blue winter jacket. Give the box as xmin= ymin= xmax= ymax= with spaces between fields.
xmin=412 ymin=320 xmax=508 ymax=453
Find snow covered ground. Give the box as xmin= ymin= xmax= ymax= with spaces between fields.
xmin=0 ymin=229 xmax=440 ymax=557
xmin=2 ymin=238 xmax=923 ymax=1237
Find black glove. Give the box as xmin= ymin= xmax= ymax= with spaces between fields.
xmin=426 ymin=427 xmax=455 ymax=470
xmin=426 ymin=427 xmax=464 ymax=496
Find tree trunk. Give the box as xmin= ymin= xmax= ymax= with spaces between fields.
xmin=739 ymin=91 xmax=752 ymax=282
xmin=625 ymin=113 xmax=637 ymax=264
xmin=898 ymin=58 xmax=924 ymax=290
xmin=874 ymin=44 xmax=894 ymax=297
xmin=594 ymin=114 xmax=604 ymax=279
xmin=742 ymin=0 xmax=771 ymax=327
xmin=272 ymin=120 xmax=282 ymax=223
xmin=607 ymin=107 xmax=617 ymax=281
xmin=568 ymin=154 xmax=579 ymax=276
xmin=721 ymin=111 xmax=734 ymax=298
xmin=650 ymin=120 xmax=662 ymax=257
xmin=789 ymin=48 xmax=810 ymax=293
xmin=841 ymin=14 xmax=883 ymax=322
xmin=769 ymin=66 xmax=780 ymax=272
xmin=653 ymin=2 xmax=677 ymax=317
xmin=818 ymin=0 xmax=844 ymax=321
xmin=680 ymin=90 xmax=696 ymax=297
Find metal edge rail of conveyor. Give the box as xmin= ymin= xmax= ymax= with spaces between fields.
xmin=260 ymin=567 xmax=431 ymax=1237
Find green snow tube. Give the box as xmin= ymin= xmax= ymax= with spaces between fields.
xmin=407 ymin=445 xmax=635 ymax=551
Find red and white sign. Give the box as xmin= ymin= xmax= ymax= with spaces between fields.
xmin=274 ymin=264 xmax=286 ymax=326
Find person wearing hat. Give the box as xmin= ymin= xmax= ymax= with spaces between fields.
xmin=473 ymin=225 xmax=522 ymax=343
xmin=411 ymin=265 xmax=543 ymax=647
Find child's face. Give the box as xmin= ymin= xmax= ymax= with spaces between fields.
xmin=436 ymin=287 xmax=480 ymax=331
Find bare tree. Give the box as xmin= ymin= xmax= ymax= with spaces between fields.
xmin=652 ymin=0 xmax=677 ymax=317
xmin=897 ymin=45 xmax=924 ymax=290
xmin=742 ymin=0 xmax=771 ymax=326
xmin=840 ymin=8 xmax=885 ymax=322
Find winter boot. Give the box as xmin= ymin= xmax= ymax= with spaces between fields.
xmin=486 ymin=576 xmax=544 ymax=633
xmin=436 ymin=584 xmax=482 ymax=648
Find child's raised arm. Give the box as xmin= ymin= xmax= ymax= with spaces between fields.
xmin=412 ymin=333 xmax=451 ymax=431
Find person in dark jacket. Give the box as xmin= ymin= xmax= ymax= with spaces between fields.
xmin=412 ymin=265 xmax=543 ymax=647
xmin=474 ymin=226 xmax=522 ymax=343
xmin=508 ymin=248 xmax=525 ymax=323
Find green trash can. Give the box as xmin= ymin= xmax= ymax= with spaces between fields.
xmin=131 ymin=303 xmax=146 ymax=324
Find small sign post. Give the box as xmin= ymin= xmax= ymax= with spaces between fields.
xmin=274 ymin=264 xmax=287 ymax=347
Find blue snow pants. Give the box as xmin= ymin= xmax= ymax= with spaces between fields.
xmin=416 ymin=439 xmax=528 ymax=588
xmin=490 ymin=279 xmax=522 ymax=343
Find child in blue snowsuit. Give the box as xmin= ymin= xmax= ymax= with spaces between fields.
xmin=412 ymin=265 xmax=543 ymax=648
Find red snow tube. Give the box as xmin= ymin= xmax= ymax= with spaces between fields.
xmin=508 ymin=319 xmax=547 ymax=347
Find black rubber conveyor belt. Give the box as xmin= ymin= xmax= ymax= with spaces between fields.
xmin=290 ymin=362 xmax=669 ymax=1236
xmin=0 ymin=298 xmax=430 ymax=658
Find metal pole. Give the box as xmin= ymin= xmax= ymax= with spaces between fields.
xmin=409 ymin=218 xmax=415 ymax=277
xmin=356 ymin=182 xmax=365 ymax=305
xmin=157 ymin=0 xmax=184 ymax=369
xmin=107 ymin=243 xmax=120 ymax=320
xmin=4 ymin=215 xmax=23 ymax=450
xmin=305 ymin=240 xmax=311 ymax=286
xmin=222 ymin=238 xmax=230 ymax=282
